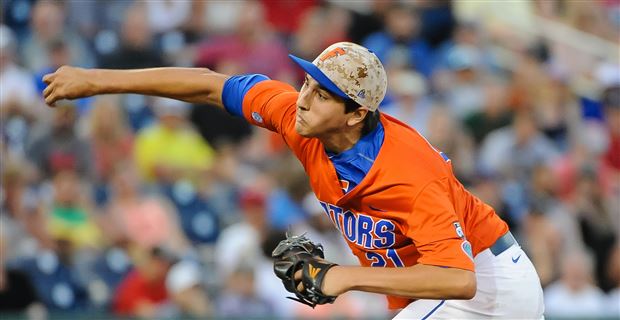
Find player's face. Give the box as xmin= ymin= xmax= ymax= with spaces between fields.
xmin=295 ymin=75 xmax=350 ymax=138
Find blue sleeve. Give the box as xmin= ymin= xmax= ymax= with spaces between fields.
xmin=221 ymin=74 xmax=270 ymax=117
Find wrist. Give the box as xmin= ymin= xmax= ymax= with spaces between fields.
xmin=324 ymin=265 xmax=351 ymax=296
xmin=88 ymin=69 xmax=105 ymax=94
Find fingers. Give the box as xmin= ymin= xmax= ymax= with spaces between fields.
xmin=42 ymin=72 xmax=54 ymax=84
xmin=43 ymin=82 xmax=60 ymax=107
xmin=44 ymin=87 xmax=57 ymax=106
xmin=294 ymin=270 xmax=304 ymax=292
xmin=43 ymin=82 xmax=54 ymax=98
xmin=42 ymin=71 xmax=58 ymax=106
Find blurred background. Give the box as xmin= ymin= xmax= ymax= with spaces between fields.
xmin=1 ymin=0 xmax=619 ymax=319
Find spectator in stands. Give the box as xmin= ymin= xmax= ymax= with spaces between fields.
xmin=0 ymin=160 xmax=40 ymax=261
xmin=553 ymin=122 xmax=609 ymax=203
xmin=87 ymin=96 xmax=134 ymax=206
xmin=345 ymin=0 xmax=390 ymax=44
xmin=525 ymin=164 xmax=585 ymax=285
xmin=0 ymin=24 xmax=39 ymax=116
xmin=0 ymin=25 xmax=44 ymax=159
xmin=99 ymin=3 xmax=164 ymax=69
xmin=46 ymin=169 xmax=101 ymax=250
xmin=21 ymin=1 xmax=94 ymax=71
xmin=544 ymin=250 xmax=607 ymax=317
xmin=101 ymin=162 xmax=189 ymax=254
xmin=534 ymin=78 xmax=582 ymax=153
xmin=134 ymin=97 xmax=215 ymax=184
xmin=215 ymin=188 xmax=269 ymax=279
xmin=382 ymin=69 xmax=431 ymax=135
xmin=416 ymin=0 xmax=456 ymax=48
xmin=195 ymin=0 xmax=294 ymax=81
xmin=216 ymin=264 xmax=273 ymax=318
xmin=440 ymin=44 xmax=486 ymax=120
xmin=479 ymin=110 xmax=560 ymax=183
xmin=424 ymin=106 xmax=476 ymax=182
xmin=196 ymin=143 xmax=243 ymax=227
xmin=260 ymin=0 xmax=317 ymax=37
xmin=26 ymin=103 xmax=93 ymax=180
xmin=144 ymin=1 xmax=192 ymax=35
xmin=363 ymin=3 xmax=434 ymax=76
xmin=113 ymin=247 xmax=174 ymax=318
xmin=573 ymin=169 xmax=617 ymax=291
xmin=463 ymin=78 xmax=513 ymax=146
xmin=288 ymin=6 xmax=334 ymax=69
xmin=165 ymin=259 xmax=211 ymax=317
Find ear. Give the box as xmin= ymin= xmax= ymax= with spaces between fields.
xmin=346 ymin=108 xmax=369 ymax=127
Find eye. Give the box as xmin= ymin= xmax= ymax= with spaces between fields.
xmin=317 ymin=92 xmax=327 ymax=100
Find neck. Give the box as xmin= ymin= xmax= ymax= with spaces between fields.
xmin=319 ymin=126 xmax=363 ymax=154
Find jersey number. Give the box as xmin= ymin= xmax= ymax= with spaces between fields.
xmin=366 ymin=249 xmax=404 ymax=267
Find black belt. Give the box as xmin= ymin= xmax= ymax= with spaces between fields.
xmin=489 ymin=231 xmax=517 ymax=256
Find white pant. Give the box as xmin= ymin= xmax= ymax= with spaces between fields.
xmin=393 ymin=244 xmax=544 ymax=319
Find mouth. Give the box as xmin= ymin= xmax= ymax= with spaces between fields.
xmin=296 ymin=114 xmax=306 ymax=125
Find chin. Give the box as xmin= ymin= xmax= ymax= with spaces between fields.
xmin=295 ymin=122 xmax=313 ymax=137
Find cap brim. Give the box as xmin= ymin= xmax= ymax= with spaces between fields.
xmin=288 ymin=54 xmax=349 ymax=100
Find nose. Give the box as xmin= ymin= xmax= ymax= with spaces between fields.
xmin=297 ymin=89 xmax=311 ymax=111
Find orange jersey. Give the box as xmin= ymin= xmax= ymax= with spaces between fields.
xmin=240 ymin=80 xmax=509 ymax=309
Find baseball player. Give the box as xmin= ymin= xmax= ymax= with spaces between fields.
xmin=43 ymin=42 xmax=544 ymax=318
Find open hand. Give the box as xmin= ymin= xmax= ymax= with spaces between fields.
xmin=42 ymin=66 xmax=95 ymax=106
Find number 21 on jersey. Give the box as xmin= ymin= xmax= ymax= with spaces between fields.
xmin=366 ymin=248 xmax=404 ymax=267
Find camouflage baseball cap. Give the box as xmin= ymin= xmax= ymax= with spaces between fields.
xmin=289 ymin=42 xmax=387 ymax=112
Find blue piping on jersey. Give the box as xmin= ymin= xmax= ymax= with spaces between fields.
xmin=422 ymin=300 xmax=446 ymax=320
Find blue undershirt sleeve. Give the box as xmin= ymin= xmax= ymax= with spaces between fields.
xmin=221 ymin=74 xmax=270 ymax=117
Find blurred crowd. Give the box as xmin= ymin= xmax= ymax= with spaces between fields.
xmin=1 ymin=0 xmax=619 ymax=319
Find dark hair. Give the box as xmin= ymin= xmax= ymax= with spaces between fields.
xmin=344 ymin=98 xmax=380 ymax=136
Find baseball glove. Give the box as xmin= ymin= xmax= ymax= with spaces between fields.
xmin=272 ymin=233 xmax=338 ymax=308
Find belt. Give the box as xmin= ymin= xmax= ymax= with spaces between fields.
xmin=489 ymin=231 xmax=517 ymax=256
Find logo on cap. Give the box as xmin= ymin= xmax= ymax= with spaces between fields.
xmin=320 ymin=47 xmax=346 ymax=62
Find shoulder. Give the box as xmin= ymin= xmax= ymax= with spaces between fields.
xmin=239 ymin=79 xmax=299 ymax=113
xmin=246 ymin=80 xmax=298 ymax=98
xmin=381 ymin=114 xmax=451 ymax=179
